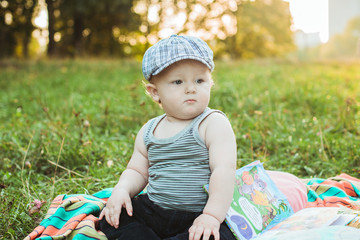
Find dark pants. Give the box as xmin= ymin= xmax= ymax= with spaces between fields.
xmin=99 ymin=194 xmax=236 ymax=240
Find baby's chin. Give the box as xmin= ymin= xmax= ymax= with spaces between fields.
xmin=177 ymin=108 xmax=206 ymax=120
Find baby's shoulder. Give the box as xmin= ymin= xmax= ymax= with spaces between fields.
xmin=198 ymin=110 xmax=232 ymax=141
xmin=200 ymin=110 xmax=229 ymax=127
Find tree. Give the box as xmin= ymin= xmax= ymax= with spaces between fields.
xmin=132 ymin=0 xmax=238 ymax=43
xmin=82 ymin=0 xmax=141 ymax=56
xmin=45 ymin=0 xmax=57 ymax=56
xmin=1 ymin=0 xmax=295 ymax=58
xmin=0 ymin=0 xmax=38 ymax=58
xmin=221 ymin=0 xmax=295 ymax=59
xmin=0 ymin=2 xmax=16 ymax=57
xmin=132 ymin=0 xmax=295 ymax=59
xmin=45 ymin=0 xmax=141 ymax=57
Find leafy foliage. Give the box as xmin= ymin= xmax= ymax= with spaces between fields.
xmin=219 ymin=0 xmax=295 ymax=58
xmin=1 ymin=0 xmax=295 ymax=58
xmin=0 ymin=0 xmax=38 ymax=58
xmin=0 ymin=59 xmax=359 ymax=238
xmin=50 ymin=0 xmax=141 ymax=56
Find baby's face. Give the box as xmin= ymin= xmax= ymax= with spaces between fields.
xmin=150 ymin=59 xmax=213 ymax=120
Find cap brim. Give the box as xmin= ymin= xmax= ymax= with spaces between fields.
xmin=151 ymin=56 xmax=214 ymax=78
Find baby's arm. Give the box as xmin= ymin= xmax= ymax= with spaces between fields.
xmin=189 ymin=113 xmax=237 ymax=240
xmin=99 ymin=125 xmax=149 ymax=228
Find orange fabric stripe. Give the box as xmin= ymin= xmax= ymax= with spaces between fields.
xmin=25 ymin=225 xmax=45 ymax=240
xmin=337 ymin=173 xmax=360 ymax=183
xmin=41 ymin=214 xmax=86 ymax=236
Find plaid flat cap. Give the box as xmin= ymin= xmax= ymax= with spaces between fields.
xmin=142 ymin=35 xmax=214 ymax=81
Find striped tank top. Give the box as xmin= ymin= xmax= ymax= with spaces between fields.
xmin=143 ymin=108 xmax=224 ymax=212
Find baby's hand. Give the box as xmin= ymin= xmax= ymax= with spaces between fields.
xmin=189 ymin=213 xmax=220 ymax=240
xmin=99 ymin=188 xmax=133 ymax=228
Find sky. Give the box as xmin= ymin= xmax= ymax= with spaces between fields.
xmin=285 ymin=0 xmax=329 ymax=42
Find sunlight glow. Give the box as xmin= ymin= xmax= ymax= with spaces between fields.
xmin=285 ymin=0 xmax=329 ymax=43
xmin=159 ymin=10 xmax=187 ymax=39
xmin=148 ymin=4 xmax=160 ymax=24
xmin=1 ymin=0 xmax=8 ymax=8
xmin=5 ymin=11 xmax=12 ymax=25
xmin=222 ymin=14 xmax=237 ymax=35
xmin=133 ymin=1 xmax=147 ymax=15
xmin=34 ymin=9 xmax=48 ymax=28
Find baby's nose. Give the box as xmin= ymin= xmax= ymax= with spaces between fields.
xmin=185 ymin=83 xmax=196 ymax=93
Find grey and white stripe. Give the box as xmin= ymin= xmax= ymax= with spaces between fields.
xmin=143 ymin=108 xmax=225 ymax=212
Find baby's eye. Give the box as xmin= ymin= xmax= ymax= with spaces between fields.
xmin=173 ymin=80 xmax=182 ymax=85
xmin=195 ymin=79 xmax=204 ymax=84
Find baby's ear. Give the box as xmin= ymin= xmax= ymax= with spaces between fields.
xmin=146 ymin=83 xmax=160 ymax=103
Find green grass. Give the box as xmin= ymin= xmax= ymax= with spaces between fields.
xmin=1 ymin=59 xmax=359 ymax=238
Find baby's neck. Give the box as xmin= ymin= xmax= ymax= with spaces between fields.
xmin=153 ymin=115 xmax=193 ymax=139
xmin=165 ymin=115 xmax=193 ymax=123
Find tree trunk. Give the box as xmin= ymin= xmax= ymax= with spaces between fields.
xmin=73 ymin=13 xmax=84 ymax=57
xmin=23 ymin=1 xmax=37 ymax=58
xmin=46 ymin=0 xmax=56 ymax=56
xmin=23 ymin=29 xmax=30 ymax=58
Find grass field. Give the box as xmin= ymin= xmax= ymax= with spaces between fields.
xmin=1 ymin=59 xmax=359 ymax=238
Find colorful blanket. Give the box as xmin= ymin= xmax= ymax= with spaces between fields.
xmin=305 ymin=173 xmax=360 ymax=210
xmin=25 ymin=174 xmax=360 ymax=240
xmin=24 ymin=189 xmax=112 ymax=240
